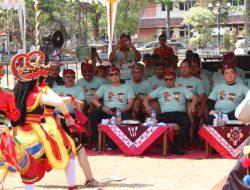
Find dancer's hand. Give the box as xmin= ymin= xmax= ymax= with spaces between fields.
xmin=65 ymin=116 xmax=74 ymax=127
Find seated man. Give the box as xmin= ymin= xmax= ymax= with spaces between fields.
xmin=76 ymin=63 xmax=104 ymax=113
xmin=126 ymin=64 xmax=151 ymax=121
xmin=142 ymin=53 xmax=154 ymax=79
xmin=46 ymin=61 xmax=64 ymax=88
xmin=52 ymin=69 xmax=86 ymax=144
xmin=176 ymin=59 xmax=205 ymax=142
xmin=191 ymin=55 xmax=211 ymax=120
xmin=91 ymin=66 xmax=135 ymax=150
xmin=212 ymin=52 xmax=245 ymax=88
xmin=205 ymin=64 xmax=249 ymax=125
xmin=53 ymin=69 xmax=86 ymax=115
xmin=143 ymin=70 xmax=197 ymax=155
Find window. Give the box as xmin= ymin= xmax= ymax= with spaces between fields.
xmin=180 ymin=30 xmax=185 ymax=37
xmin=228 ymin=0 xmax=244 ymax=6
xmin=179 ymin=2 xmax=185 ymax=10
xmin=162 ymin=4 xmax=166 ymax=11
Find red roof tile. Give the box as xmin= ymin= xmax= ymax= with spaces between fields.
xmin=139 ymin=18 xmax=184 ymax=28
xmin=139 ymin=15 xmax=244 ymax=29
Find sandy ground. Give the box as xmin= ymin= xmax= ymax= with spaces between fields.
xmin=4 ymin=155 xmax=236 ymax=190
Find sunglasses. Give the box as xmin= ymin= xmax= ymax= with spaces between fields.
xmin=164 ymin=78 xmax=175 ymax=81
xmin=109 ymin=73 xmax=119 ymax=77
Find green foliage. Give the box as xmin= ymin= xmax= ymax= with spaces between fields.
xmin=183 ymin=6 xmax=215 ymax=48
xmin=223 ymin=27 xmax=237 ymax=52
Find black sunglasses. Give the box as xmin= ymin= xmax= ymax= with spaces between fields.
xmin=164 ymin=78 xmax=175 ymax=81
xmin=109 ymin=73 xmax=119 ymax=77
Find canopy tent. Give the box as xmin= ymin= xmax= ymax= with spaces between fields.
xmin=0 ymin=0 xmax=26 ymax=52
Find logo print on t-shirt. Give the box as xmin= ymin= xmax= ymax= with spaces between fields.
xmin=163 ymin=92 xmax=171 ymax=102
xmin=152 ymin=85 xmax=158 ymax=90
xmin=117 ymin=93 xmax=125 ymax=103
xmin=228 ymin=92 xmax=236 ymax=101
xmin=108 ymin=92 xmax=115 ymax=101
xmin=187 ymin=85 xmax=194 ymax=92
xmin=83 ymin=86 xmax=88 ymax=92
xmin=220 ymin=91 xmax=226 ymax=100
xmin=173 ymin=92 xmax=181 ymax=102
xmin=90 ymin=88 xmax=97 ymax=96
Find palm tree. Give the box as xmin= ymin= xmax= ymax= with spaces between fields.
xmin=156 ymin=0 xmax=172 ymax=39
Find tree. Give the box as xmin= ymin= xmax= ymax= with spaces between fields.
xmin=246 ymin=0 xmax=250 ymax=39
xmin=156 ymin=0 xmax=172 ymax=39
xmin=183 ymin=6 xmax=215 ymax=48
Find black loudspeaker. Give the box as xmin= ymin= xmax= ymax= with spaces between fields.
xmin=52 ymin=30 xmax=65 ymax=48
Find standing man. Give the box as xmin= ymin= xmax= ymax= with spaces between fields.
xmin=153 ymin=34 xmax=174 ymax=62
xmin=91 ymin=66 xmax=135 ymax=150
xmin=144 ymin=71 xmax=197 ymax=155
xmin=109 ymin=33 xmax=141 ymax=81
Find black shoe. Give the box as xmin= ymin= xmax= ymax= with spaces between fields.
xmin=172 ymin=147 xmax=185 ymax=155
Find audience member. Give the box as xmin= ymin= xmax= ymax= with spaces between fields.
xmin=143 ymin=70 xmax=197 ymax=155
xmin=91 ymin=66 xmax=135 ymax=150
xmin=109 ymin=33 xmax=141 ymax=80
xmin=153 ymin=34 xmax=174 ymax=62
xmin=126 ymin=64 xmax=151 ymax=121
xmin=205 ymin=64 xmax=249 ymax=125
xmin=46 ymin=61 xmax=64 ymax=88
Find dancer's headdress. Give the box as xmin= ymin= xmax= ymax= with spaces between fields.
xmin=11 ymin=50 xmax=49 ymax=82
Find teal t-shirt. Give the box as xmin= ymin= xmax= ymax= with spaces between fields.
xmin=114 ymin=49 xmax=137 ymax=80
xmin=126 ymin=80 xmax=151 ymax=99
xmin=96 ymin=84 xmax=135 ymax=109
xmin=147 ymin=75 xmax=165 ymax=91
xmin=200 ymin=73 xmax=211 ymax=96
xmin=53 ymin=85 xmax=86 ymax=114
xmin=75 ymin=76 xmax=104 ymax=104
xmin=202 ymin=69 xmax=212 ymax=80
xmin=208 ymin=83 xmax=249 ymax=113
xmin=149 ymin=86 xmax=193 ymax=113
xmin=176 ymin=76 xmax=205 ymax=95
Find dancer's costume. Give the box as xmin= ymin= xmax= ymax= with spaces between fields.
xmin=222 ymin=91 xmax=250 ymax=189
xmin=8 ymin=51 xmax=76 ymax=184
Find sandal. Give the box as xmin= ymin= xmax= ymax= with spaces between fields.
xmin=85 ymin=178 xmax=99 ymax=187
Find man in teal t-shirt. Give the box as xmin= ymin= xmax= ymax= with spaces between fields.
xmin=76 ymin=63 xmax=104 ymax=113
xmin=90 ymin=66 xmax=135 ymax=150
xmin=205 ymin=64 xmax=249 ymax=125
xmin=147 ymin=62 xmax=165 ymax=91
xmin=126 ymin=64 xmax=151 ymax=120
xmin=109 ymin=33 xmax=141 ymax=80
xmin=53 ymin=69 xmax=86 ymax=114
xmin=144 ymin=70 xmax=197 ymax=155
